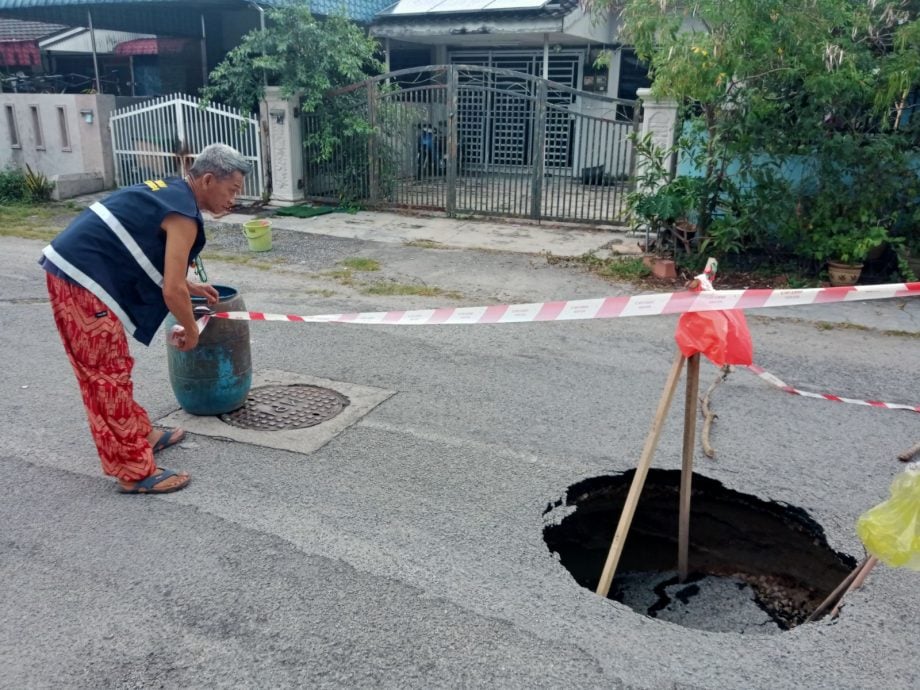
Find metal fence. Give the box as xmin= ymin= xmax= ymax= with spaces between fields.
xmin=110 ymin=93 xmax=264 ymax=200
xmin=303 ymin=65 xmax=638 ymax=224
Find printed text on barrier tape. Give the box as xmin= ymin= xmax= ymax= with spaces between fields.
xmin=745 ymin=365 xmax=919 ymax=414
xmin=212 ymin=282 xmax=920 ymax=326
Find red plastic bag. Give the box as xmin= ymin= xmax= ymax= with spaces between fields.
xmin=672 ymin=263 xmax=753 ymax=365
xmin=674 ymin=309 xmax=753 ymax=366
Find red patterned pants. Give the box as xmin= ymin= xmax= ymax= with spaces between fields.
xmin=46 ymin=272 xmax=156 ymax=481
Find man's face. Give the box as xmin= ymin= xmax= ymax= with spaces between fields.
xmin=203 ymin=171 xmax=244 ymax=216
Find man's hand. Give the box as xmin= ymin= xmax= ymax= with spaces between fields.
xmin=168 ymin=325 xmax=200 ymax=352
xmin=187 ymin=280 xmax=219 ymax=305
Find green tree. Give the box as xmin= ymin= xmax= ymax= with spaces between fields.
xmin=590 ymin=0 xmax=920 ymax=269
xmin=203 ymin=7 xmax=381 ymax=115
xmin=202 ymin=6 xmax=382 ymax=172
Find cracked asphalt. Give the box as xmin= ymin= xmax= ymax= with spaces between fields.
xmin=1 ymin=218 xmax=918 ymax=689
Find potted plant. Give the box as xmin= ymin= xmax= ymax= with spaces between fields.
xmin=801 ymin=187 xmax=893 ymax=286
xmin=810 ymin=219 xmax=890 ymax=286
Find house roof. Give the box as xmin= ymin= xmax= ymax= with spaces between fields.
xmin=114 ymin=36 xmax=189 ymax=55
xmin=310 ymin=0 xmax=392 ymax=22
xmin=0 ymin=17 xmax=65 ymax=41
xmin=0 ymin=39 xmax=39 ymax=64
xmin=374 ymin=0 xmax=579 ymax=21
xmin=0 ymin=1 xmax=393 ymax=37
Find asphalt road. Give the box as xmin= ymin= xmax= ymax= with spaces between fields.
xmin=1 ymin=227 xmax=918 ymax=689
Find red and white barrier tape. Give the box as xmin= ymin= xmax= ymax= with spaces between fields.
xmin=213 ymin=282 xmax=919 ymax=326
xmin=746 ymin=365 xmax=919 ymax=413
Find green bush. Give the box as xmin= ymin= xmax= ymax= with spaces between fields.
xmin=0 ymin=166 xmax=55 ymax=203
xmin=24 ymin=165 xmax=54 ymax=201
xmin=0 ymin=168 xmax=29 ymax=203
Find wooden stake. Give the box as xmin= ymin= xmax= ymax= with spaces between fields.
xmin=679 ymin=353 xmax=700 ymax=582
xmin=830 ymin=556 xmax=878 ymax=618
xmin=701 ymin=365 xmax=730 ymax=459
xmin=596 ymin=351 xmax=686 ymax=598
xmin=805 ymin=556 xmax=870 ymax=623
xmin=897 ymin=442 xmax=920 ymax=463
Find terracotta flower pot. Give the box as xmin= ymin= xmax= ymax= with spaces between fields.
xmin=827 ymin=261 xmax=863 ymax=287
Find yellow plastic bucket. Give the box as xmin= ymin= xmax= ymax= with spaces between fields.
xmin=243 ymin=219 xmax=272 ymax=252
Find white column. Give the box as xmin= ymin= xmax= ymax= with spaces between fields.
xmin=434 ymin=44 xmax=447 ymax=65
xmin=542 ymin=34 xmax=549 ymax=80
xmin=635 ymin=87 xmax=679 ymax=194
xmin=263 ymin=86 xmax=305 ymax=206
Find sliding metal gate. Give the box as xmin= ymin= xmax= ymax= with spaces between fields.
xmin=303 ymin=65 xmax=638 ymax=224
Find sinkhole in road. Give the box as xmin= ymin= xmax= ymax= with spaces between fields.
xmin=543 ymin=469 xmax=857 ymax=634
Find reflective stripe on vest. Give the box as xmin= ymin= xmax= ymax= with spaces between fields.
xmin=90 ymin=201 xmax=164 ymax=288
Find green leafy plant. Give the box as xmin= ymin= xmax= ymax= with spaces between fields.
xmin=24 ymin=165 xmax=54 ymax=201
xmin=202 ymin=7 xmax=383 ymax=205
xmin=590 ymin=0 xmax=920 ymax=275
xmin=0 ymin=168 xmax=28 ymax=203
xmin=627 ymin=133 xmax=705 ymax=255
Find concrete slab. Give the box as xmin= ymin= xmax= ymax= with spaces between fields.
xmin=51 ymin=172 xmax=105 ymax=201
xmin=157 ymin=369 xmax=395 ymax=454
xmin=214 ymin=209 xmax=641 ymax=256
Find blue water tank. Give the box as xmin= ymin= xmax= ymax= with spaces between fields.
xmin=166 ymin=285 xmax=252 ymax=415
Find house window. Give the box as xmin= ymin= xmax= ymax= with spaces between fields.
xmin=616 ymin=49 xmax=652 ymax=101
xmin=30 ymin=105 xmax=45 ymax=149
xmin=583 ymin=48 xmax=610 ymax=94
xmin=5 ymin=105 xmax=20 ymax=148
xmin=57 ymin=106 xmax=71 ymax=151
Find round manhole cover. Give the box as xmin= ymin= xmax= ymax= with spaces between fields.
xmin=220 ymin=384 xmax=350 ymax=430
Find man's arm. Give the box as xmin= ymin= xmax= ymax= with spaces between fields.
xmin=161 ymin=213 xmax=200 ymax=351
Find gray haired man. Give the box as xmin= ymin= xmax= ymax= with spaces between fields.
xmin=40 ymin=143 xmax=250 ymax=494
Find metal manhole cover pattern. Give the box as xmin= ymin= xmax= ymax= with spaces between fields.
xmin=220 ymin=385 xmax=350 ymax=430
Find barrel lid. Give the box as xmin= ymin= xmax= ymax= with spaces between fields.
xmin=192 ymin=285 xmax=238 ymax=304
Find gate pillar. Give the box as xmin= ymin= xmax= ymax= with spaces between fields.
xmin=635 ymin=88 xmax=679 ymax=195
xmin=263 ymin=86 xmax=305 ymax=206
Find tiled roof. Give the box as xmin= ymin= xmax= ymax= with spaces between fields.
xmin=307 ymin=0 xmax=394 ymax=22
xmin=0 ymin=17 xmax=64 ymax=41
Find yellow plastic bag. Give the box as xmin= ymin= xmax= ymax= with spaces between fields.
xmin=856 ymin=464 xmax=920 ymax=571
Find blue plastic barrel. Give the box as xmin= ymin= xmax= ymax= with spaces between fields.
xmin=166 ymin=285 xmax=252 ymax=415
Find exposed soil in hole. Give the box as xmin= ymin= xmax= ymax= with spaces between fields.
xmin=543 ymin=470 xmax=857 ymax=633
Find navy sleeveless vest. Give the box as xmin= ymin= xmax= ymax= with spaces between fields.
xmin=42 ymin=177 xmax=205 ymax=345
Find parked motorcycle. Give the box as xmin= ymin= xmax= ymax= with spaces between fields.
xmin=416 ymin=121 xmax=464 ymax=179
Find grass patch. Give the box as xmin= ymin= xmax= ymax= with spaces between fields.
xmin=594 ymin=256 xmax=652 ymax=280
xmin=750 ymin=315 xmax=919 ymax=339
xmin=361 ymin=281 xmax=462 ymax=299
xmin=404 ymin=239 xmax=445 ymax=249
xmin=323 ymin=268 xmax=357 ymax=286
xmin=200 ymin=250 xmax=280 ymax=271
xmin=0 ymin=202 xmax=77 ymax=241
xmin=549 ymin=253 xmax=652 ymax=281
xmin=322 ymin=258 xmax=381 ymax=285
xmin=340 ymin=257 xmax=380 ymax=271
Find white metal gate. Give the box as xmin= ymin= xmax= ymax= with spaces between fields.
xmin=110 ymin=93 xmax=264 ymax=200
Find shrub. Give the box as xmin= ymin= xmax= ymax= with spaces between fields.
xmin=0 ymin=168 xmax=29 ymax=203
xmin=24 ymin=165 xmax=54 ymax=201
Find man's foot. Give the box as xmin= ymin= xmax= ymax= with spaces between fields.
xmin=148 ymin=427 xmax=186 ymax=454
xmin=118 ymin=467 xmax=191 ymax=494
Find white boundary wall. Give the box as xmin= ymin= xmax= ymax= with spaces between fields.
xmin=0 ymin=93 xmax=117 ymax=198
